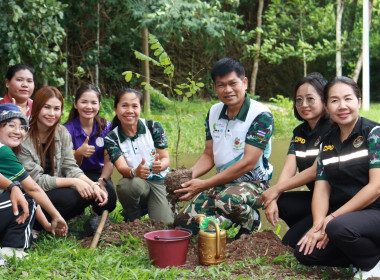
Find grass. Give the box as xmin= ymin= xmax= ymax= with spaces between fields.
xmin=2 ymin=97 xmax=373 ymax=279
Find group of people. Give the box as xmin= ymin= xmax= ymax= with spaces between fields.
xmin=0 ymin=58 xmax=379 ymax=278
xmin=258 ymin=72 xmax=380 ymax=279
xmin=0 ymin=64 xmax=173 ymax=260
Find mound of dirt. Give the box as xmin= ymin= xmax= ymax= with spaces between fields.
xmin=81 ymin=219 xmax=289 ymax=270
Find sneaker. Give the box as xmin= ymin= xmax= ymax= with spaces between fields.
xmin=354 ymin=260 xmax=380 ymax=280
xmin=31 ymin=229 xmax=41 ymax=242
xmin=0 ymin=254 xmax=6 ymax=266
xmin=252 ymin=210 xmax=262 ymax=232
xmin=218 ymin=216 xmax=233 ymax=228
xmin=0 ymin=247 xmax=28 ymax=258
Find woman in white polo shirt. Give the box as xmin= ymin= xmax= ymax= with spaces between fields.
xmin=105 ymin=88 xmax=173 ymax=223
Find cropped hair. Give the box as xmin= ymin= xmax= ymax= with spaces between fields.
xmin=211 ymin=58 xmax=245 ymax=83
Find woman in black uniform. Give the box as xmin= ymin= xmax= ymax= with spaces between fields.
xmin=295 ymin=77 xmax=380 ymax=280
xmin=260 ymin=72 xmax=330 ymax=248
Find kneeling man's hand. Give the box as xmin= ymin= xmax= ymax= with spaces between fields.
xmin=174 ymin=179 xmax=207 ymax=201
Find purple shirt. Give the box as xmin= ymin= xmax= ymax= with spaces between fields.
xmin=64 ymin=117 xmax=112 ymax=171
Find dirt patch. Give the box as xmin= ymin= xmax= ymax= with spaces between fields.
xmin=79 ymin=219 xmax=347 ymax=279
xmin=81 ymin=219 xmax=290 ymax=266
xmin=164 ymin=168 xmax=192 ymax=210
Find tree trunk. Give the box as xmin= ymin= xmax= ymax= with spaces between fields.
xmin=142 ymin=0 xmax=150 ymax=115
xmin=95 ymin=1 xmax=100 ymax=87
xmin=299 ymin=8 xmax=307 ymax=76
xmin=352 ymin=0 xmax=373 ymax=82
xmin=250 ymin=0 xmax=264 ymax=95
xmin=336 ymin=0 xmax=344 ymax=76
xmin=65 ymin=33 xmax=68 ymax=99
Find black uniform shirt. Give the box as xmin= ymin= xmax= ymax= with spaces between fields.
xmin=316 ymin=117 xmax=380 ymax=211
xmin=288 ymin=117 xmax=331 ymax=191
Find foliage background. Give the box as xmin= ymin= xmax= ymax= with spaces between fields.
xmin=1 ymin=0 xmax=380 ymax=102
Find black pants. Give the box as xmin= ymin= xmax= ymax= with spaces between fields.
xmin=0 ymin=192 xmax=36 ymax=248
xmin=37 ymin=172 xmax=117 ymax=226
xmin=83 ymin=170 xmax=117 ymax=215
xmin=278 ymin=191 xmax=313 ymax=248
xmin=294 ymin=209 xmax=380 ymax=271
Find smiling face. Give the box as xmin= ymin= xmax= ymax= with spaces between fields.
xmin=74 ymin=90 xmax=100 ymax=121
xmin=326 ymin=82 xmax=361 ymax=129
xmin=295 ymin=83 xmax=324 ymax=123
xmin=214 ymin=71 xmax=248 ymax=110
xmin=0 ymin=118 xmax=26 ymax=148
xmin=114 ymin=92 xmax=141 ymax=128
xmin=37 ymin=97 xmax=63 ymax=129
xmin=5 ymin=69 xmax=35 ymax=104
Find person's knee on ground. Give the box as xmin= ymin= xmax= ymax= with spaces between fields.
xmin=117 ymin=178 xmax=148 ymax=221
xmin=146 ymin=180 xmax=173 ymax=224
xmin=92 ymin=181 xmax=117 ymax=215
xmin=214 ymin=185 xmax=260 ymax=232
xmin=173 ymin=212 xmax=200 ymax=234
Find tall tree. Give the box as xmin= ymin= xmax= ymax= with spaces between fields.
xmin=352 ymin=0 xmax=373 ymax=82
xmin=0 ymin=0 xmax=66 ymax=91
xmin=255 ymin=0 xmax=335 ymax=76
xmin=249 ymin=0 xmax=264 ymax=95
xmin=141 ymin=0 xmax=150 ymax=115
xmin=336 ymin=0 xmax=344 ymax=76
xmin=95 ymin=1 xmax=100 ymax=87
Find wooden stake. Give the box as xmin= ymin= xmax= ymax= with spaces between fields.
xmin=90 ymin=210 xmax=109 ymax=249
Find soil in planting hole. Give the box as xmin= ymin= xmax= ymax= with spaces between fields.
xmin=80 ymin=219 xmax=351 ymax=279
xmin=81 ymin=219 xmax=288 ymax=269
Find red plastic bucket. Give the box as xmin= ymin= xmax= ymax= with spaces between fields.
xmin=144 ymin=228 xmax=192 ymax=268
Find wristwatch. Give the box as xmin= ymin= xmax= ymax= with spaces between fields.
xmin=98 ymin=177 xmax=107 ymax=185
xmin=7 ymin=181 xmax=22 ymax=192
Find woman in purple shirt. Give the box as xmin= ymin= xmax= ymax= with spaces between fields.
xmin=64 ymin=84 xmax=116 ymax=213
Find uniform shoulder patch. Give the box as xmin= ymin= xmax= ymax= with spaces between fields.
xmin=353 ymin=136 xmax=364 ymax=148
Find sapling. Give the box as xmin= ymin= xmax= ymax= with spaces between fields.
xmin=122 ymin=34 xmax=204 ymax=168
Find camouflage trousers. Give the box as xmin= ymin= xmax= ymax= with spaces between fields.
xmin=174 ymin=180 xmax=269 ymax=234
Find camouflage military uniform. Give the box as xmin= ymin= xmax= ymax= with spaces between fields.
xmin=175 ymin=180 xmax=270 ymax=233
xmin=174 ymin=96 xmax=274 ymax=233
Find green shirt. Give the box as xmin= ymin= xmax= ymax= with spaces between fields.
xmin=0 ymin=143 xmax=29 ymax=194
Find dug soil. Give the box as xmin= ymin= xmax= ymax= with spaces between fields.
xmin=164 ymin=168 xmax=192 ymax=208
xmin=80 ymin=219 xmax=351 ymax=279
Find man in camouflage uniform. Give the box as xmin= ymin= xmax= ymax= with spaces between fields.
xmin=174 ymin=58 xmax=274 ymax=237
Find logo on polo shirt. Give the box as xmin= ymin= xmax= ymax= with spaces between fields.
xmin=233 ymin=137 xmax=243 ymax=149
xmin=212 ymin=122 xmax=224 ymax=134
xmin=96 ymin=137 xmax=104 ymax=147
xmin=353 ymin=136 xmax=364 ymax=148
xmin=314 ymin=136 xmax=321 ymax=147
xmin=295 ymin=136 xmax=306 ymax=144
xmin=323 ymin=145 xmax=334 ymax=151
xmin=150 ymin=149 xmax=156 ymax=160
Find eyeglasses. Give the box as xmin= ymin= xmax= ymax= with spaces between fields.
xmin=295 ymin=97 xmax=319 ymax=108
xmin=1 ymin=121 xmax=29 ymax=133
